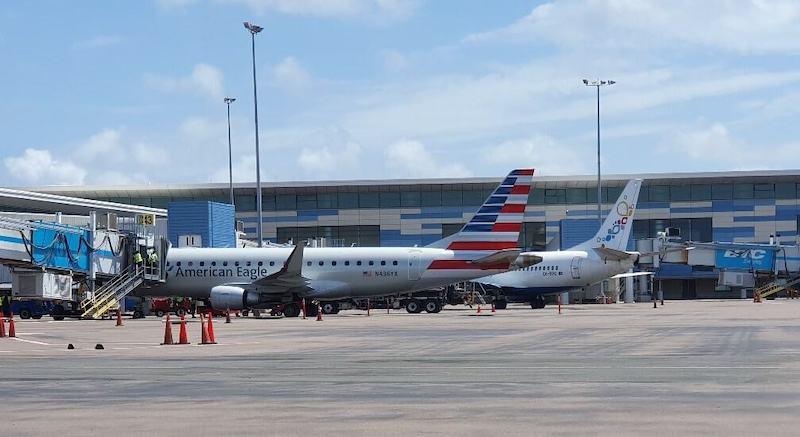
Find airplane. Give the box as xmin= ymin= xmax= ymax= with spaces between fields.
xmin=134 ymin=169 xmax=535 ymax=317
xmin=474 ymin=179 xmax=646 ymax=309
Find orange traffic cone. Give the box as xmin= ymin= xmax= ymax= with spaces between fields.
xmin=161 ymin=314 xmax=174 ymax=345
xmin=206 ymin=311 xmax=217 ymax=344
xmin=116 ymin=309 xmax=123 ymax=326
xmin=225 ymin=308 xmax=231 ymax=324
xmin=316 ymin=305 xmax=323 ymax=321
xmin=178 ymin=314 xmax=190 ymax=344
xmin=200 ymin=313 xmax=210 ymax=344
xmin=8 ymin=313 xmax=15 ymax=338
xmin=0 ymin=315 xmax=6 ymax=338
xmin=476 ymin=305 xmax=482 ymax=314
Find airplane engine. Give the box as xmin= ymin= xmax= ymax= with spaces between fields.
xmin=209 ymin=285 xmax=260 ymax=310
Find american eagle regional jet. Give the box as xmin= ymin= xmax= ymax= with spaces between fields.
xmin=475 ymin=179 xmax=646 ymax=309
xmin=134 ymin=169 xmax=534 ymax=317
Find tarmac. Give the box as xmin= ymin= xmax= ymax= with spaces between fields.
xmin=2 ymin=299 xmax=799 ymax=436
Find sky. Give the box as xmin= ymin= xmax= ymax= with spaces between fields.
xmin=2 ymin=0 xmax=800 ymax=187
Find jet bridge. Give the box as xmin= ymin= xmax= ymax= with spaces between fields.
xmin=637 ymin=231 xmax=800 ymax=299
xmin=0 ymin=213 xmax=168 ymax=316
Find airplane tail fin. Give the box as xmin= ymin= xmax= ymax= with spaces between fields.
xmin=574 ymin=179 xmax=642 ymax=252
xmin=426 ymin=169 xmax=533 ymax=268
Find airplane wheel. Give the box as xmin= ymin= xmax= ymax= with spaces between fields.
xmin=283 ymin=303 xmax=301 ymax=318
xmin=321 ymin=302 xmax=339 ymax=314
xmin=424 ymin=300 xmax=441 ymax=313
xmin=405 ymin=299 xmax=422 ymax=314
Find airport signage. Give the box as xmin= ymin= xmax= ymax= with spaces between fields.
xmin=715 ymin=248 xmax=774 ymax=271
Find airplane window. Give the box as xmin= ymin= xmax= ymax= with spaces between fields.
xmin=188 ymin=262 xmax=193 ymax=267
xmin=319 ymin=261 xmax=324 ymax=266
xmin=307 ymin=261 xmax=312 ymax=266
xmin=345 ymin=261 xmax=350 ymax=266
xmin=246 ymin=261 xmax=252 ymax=266
xmin=176 ymin=262 xmax=181 ymax=266
xmin=257 ymin=261 xmax=263 ymax=266
xmin=393 ymin=260 xmax=398 ymax=266
xmin=381 ymin=260 xmax=386 ymax=266
xmin=199 ymin=262 xmax=205 ymax=266
xmin=270 ymin=261 xmax=275 ymax=266
xmin=356 ymin=261 xmax=362 ymax=266
xmin=234 ymin=261 xmax=240 ymax=267
xmin=211 ymin=261 xmax=217 ymax=266
xmin=222 ymin=261 xmax=228 ymax=267
xmin=369 ymin=261 xmax=374 ymax=266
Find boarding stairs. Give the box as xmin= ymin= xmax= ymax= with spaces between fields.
xmin=80 ymin=264 xmax=150 ymax=319
xmin=754 ymin=274 xmax=800 ymax=300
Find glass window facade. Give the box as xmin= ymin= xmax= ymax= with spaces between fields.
xmin=401 ymin=191 xmax=420 ymax=207
xmin=379 ymin=192 xmax=401 ymax=208
xmin=338 ymin=192 xmax=359 ymax=209
xmin=421 ymin=191 xmax=441 ymax=207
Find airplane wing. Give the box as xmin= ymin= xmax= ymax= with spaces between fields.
xmin=594 ymin=246 xmax=637 ymax=261
xmin=468 ymin=248 xmax=522 ymax=267
xmin=610 ymin=271 xmax=654 ymax=279
xmin=224 ymin=243 xmax=310 ymax=294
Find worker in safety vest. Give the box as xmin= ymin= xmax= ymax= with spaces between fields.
xmin=133 ymin=251 xmax=144 ymax=273
xmin=147 ymin=249 xmax=159 ymax=274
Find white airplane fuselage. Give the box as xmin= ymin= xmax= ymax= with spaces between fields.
xmin=479 ymin=250 xmax=636 ymax=296
xmin=143 ymin=246 xmax=510 ymax=300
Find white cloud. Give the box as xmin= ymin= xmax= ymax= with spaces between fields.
xmin=484 ymin=135 xmax=586 ymax=176
xmin=666 ymin=122 xmax=800 ymax=171
xmin=4 ymin=149 xmax=87 ymax=185
xmin=384 ymin=140 xmax=471 ymax=178
xmin=466 ymin=0 xmax=800 ymax=54
xmin=3 ymin=128 xmax=170 ymax=186
xmin=72 ymin=35 xmax=122 ymax=50
xmin=271 ymin=57 xmax=312 ymax=91
xmin=144 ymin=63 xmax=224 ymax=100
xmin=226 ymin=0 xmax=419 ymax=22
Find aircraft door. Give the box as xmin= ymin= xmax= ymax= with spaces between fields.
xmin=570 ymin=256 xmax=582 ymax=280
xmin=408 ymin=252 xmax=421 ymax=281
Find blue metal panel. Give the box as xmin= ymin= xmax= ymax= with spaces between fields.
xmin=560 ymin=219 xmax=599 ymax=250
xmin=168 ymin=201 xmax=210 ymax=246
xmin=169 ymin=201 xmax=235 ymax=248
xmin=208 ymin=202 xmax=236 ymax=248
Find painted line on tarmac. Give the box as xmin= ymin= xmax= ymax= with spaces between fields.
xmin=11 ymin=337 xmax=52 ymax=346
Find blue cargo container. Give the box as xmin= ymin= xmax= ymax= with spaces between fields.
xmin=168 ymin=201 xmax=235 ymax=248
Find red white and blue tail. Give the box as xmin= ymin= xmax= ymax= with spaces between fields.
xmin=425 ymin=168 xmax=534 ymax=270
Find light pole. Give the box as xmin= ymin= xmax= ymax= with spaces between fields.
xmin=224 ymin=97 xmax=236 ymax=207
xmin=582 ymin=79 xmax=615 ymax=225
xmin=244 ymin=21 xmax=264 ymax=247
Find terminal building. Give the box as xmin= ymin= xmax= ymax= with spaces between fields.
xmin=27 ymin=169 xmax=800 ymax=300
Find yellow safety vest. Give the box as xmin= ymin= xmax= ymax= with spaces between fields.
xmin=133 ymin=253 xmax=143 ymax=264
